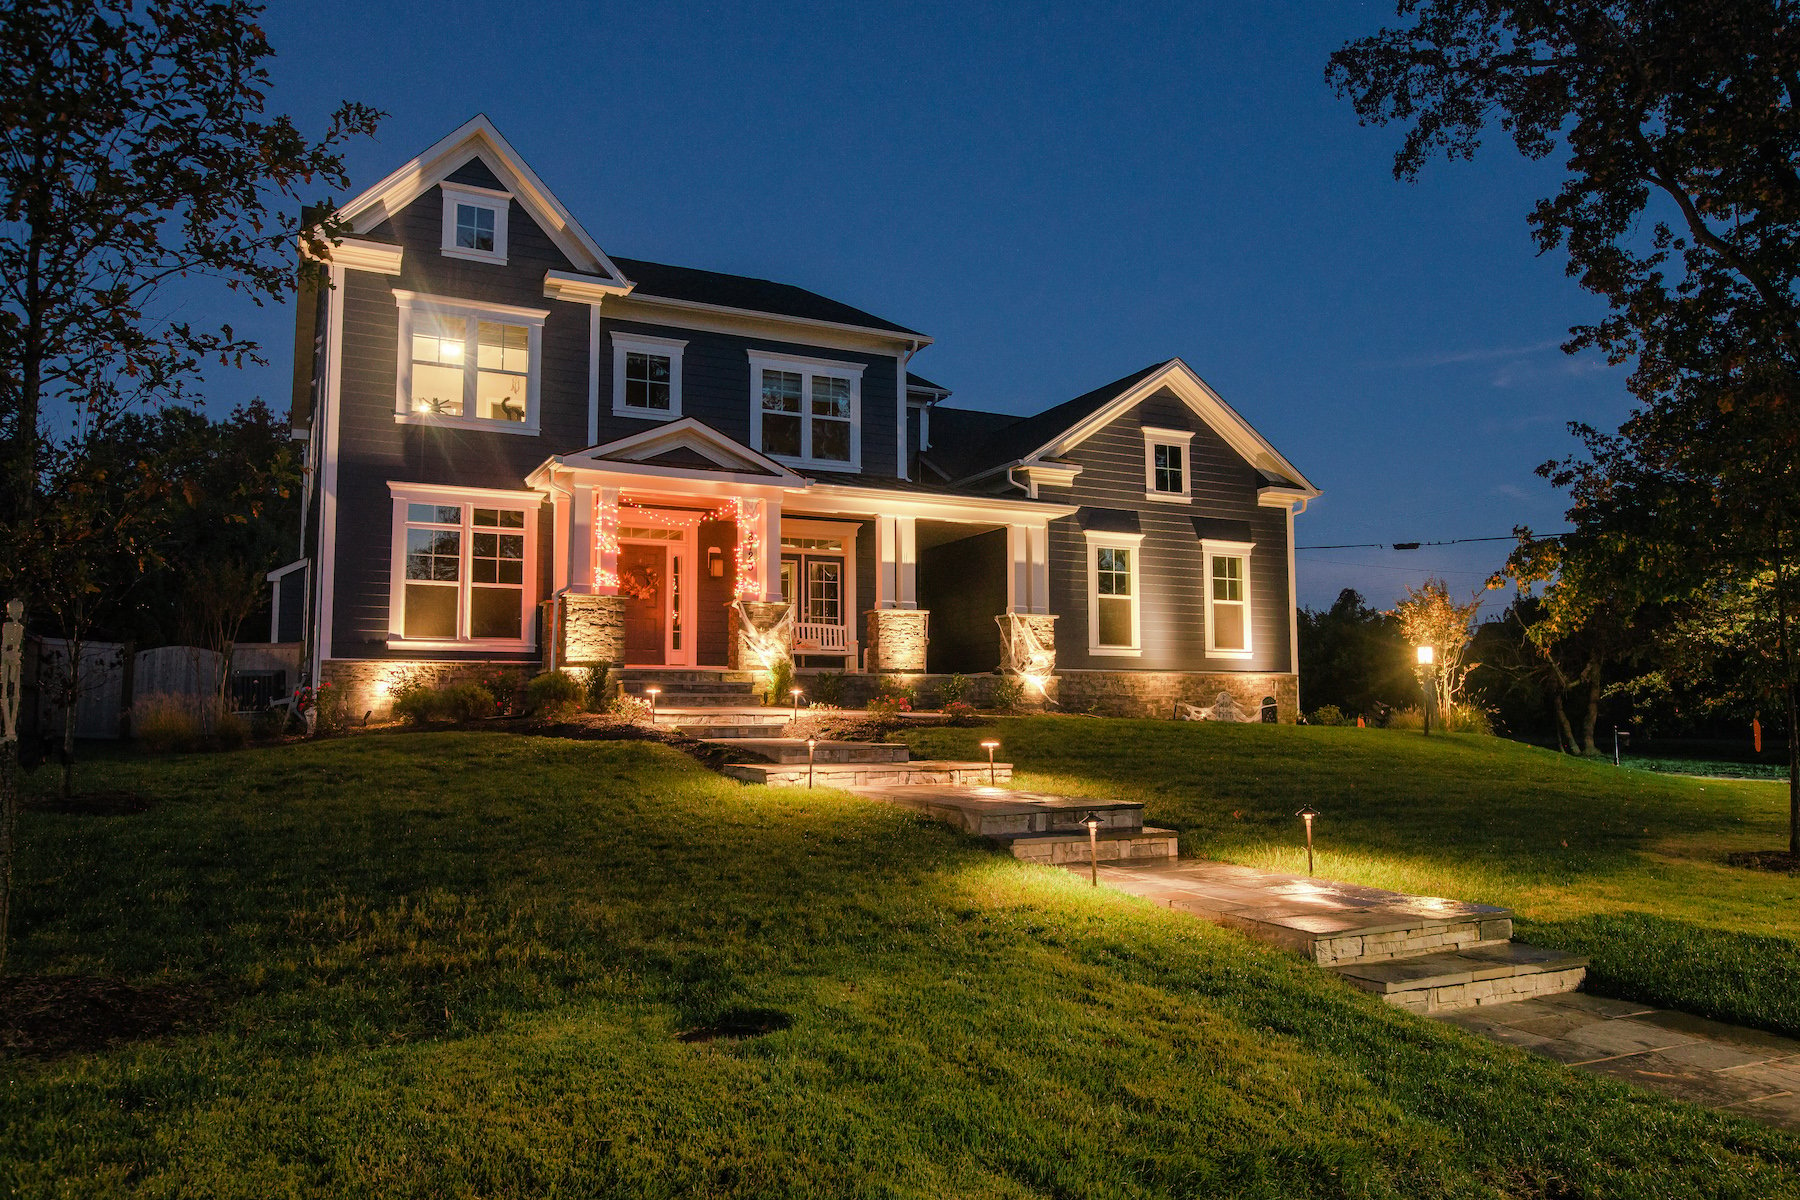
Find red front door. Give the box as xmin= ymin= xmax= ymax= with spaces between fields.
xmin=620 ymin=543 xmax=666 ymax=664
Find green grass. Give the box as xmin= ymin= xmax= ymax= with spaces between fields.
xmin=910 ymin=719 xmax=1800 ymax=1040
xmin=3 ymin=733 xmax=1800 ymax=1197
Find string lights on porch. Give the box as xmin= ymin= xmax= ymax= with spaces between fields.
xmin=592 ymin=494 xmax=762 ymax=600
xmin=593 ymin=490 xmax=620 ymax=591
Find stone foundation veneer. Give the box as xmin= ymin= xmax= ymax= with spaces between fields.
xmin=864 ymin=609 xmax=930 ymax=672
xmin=320 ymin=658 xmax=535 ymax=720
xmin=1054 ymin=670 xmax=1300 ymax=723
xmin=545 ymin=593 xmax=626 ymax=669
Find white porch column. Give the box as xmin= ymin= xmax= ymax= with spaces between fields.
xmin=898 ymin=516 xmax=918 ymax=608
xmin=875 ymin=516 xmax=919 ymax=609
xmin=1028 ymin=522 xmax=1050 ymax=614
xmin=1006 ymin=523 xmax=1030 ymax=613
xmin=569 ymin=485 xmax=595 ymax=594
xmin=758 ymin=496 xmax=782 ymax=602
xmin=551 ymin=490 xmax=570 ymax=594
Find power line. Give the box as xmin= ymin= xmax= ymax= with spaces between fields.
xmin=1296 ymin=533 xmax=1570 ymax=551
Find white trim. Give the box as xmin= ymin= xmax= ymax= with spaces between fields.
xmin=1286 ymin=506 xmax=1300 ymax=707
xmin=779 ymin=517 xmax=860 ymax=666
xmin=393 ymin=291 xmax=545 ymax=435
xmin=386 ymin=482 xmax=541 ymax=651
xmin=747 ymin=349 xmax=865 ymax=472
xmin=339 ymin=115 xmax=631 ymax=285
xmin=544 ymin=269 xmax=635 ymax=304
xmin=896 ymin=350 xmax=911 ymax=480
xmin=587 ymin=305 xmax=601 ymax=446
xmin=439 ymin=182 xmax=509 ymax=265
xmin=1084 ymin=529 xmax=1144 ymax=658
xmin=266 ymin=558 xmax=308 ymax=582
xmin=554 ymin=417 xmax=808 ymax=483
xmin=307 ymin=237 xmax=403 ymax=275
xmin=1143 ymin=426 xmax=1195 ymax=503
xmin=611 ymin=291 xmax=928 ymax=348
xmin=611 ymin=331 xmax=688 ymax=421
xmin=313 ymin=263 xmax=348 ymax=682
xmin=1019 ymin=459 xmax=1082 ymax=493
xmin=1201 ymin=538 xmax=1256 ymax=660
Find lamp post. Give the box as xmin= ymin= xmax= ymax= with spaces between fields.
xmin=1613 ymin=727 xmax=1630 ymax=767
xmin=806 ymin=737 xmax=817 ymax=789
xmin=645 ymin=686 xmax=660 ymax=721
xmin=1080 ymin=812 xmax=1103 ymax=886
xmin=1415 ymin=645 xmax=1436 ymax=737
xmin=1295 ymin=806 xmax=1319 ymax=876
xmin=980 ymin=739 xmax=1000 ymax=786
xmin=790 ymin=687 xmax=803 ymax=721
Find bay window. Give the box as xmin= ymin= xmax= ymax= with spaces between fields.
xmin=748 ymin=350 xmax=863 ymax=470
xmin=394 ymin=291 xmax=544 ymax=434
xmin=389 ymin=485 xmax=538 ymax=647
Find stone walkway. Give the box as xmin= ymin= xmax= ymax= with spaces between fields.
xmin=1439 ymin=992 xmax=1800 ymax=1131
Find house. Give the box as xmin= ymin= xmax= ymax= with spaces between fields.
xmin=284 ymin=116 xmax=1319 ymax=720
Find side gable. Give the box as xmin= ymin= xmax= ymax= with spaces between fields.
xmin=337 ymin=114 xmax=631 ymax=289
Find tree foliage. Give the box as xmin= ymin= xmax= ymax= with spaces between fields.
xmin=1297 ymin=589 xmax=1419 ymax=720
xmin=1391 ymin=578 xmax=1484 ymax=722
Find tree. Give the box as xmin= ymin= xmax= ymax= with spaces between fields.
xmin=1297 ymin=588 xmax=1418 ymax=719
xmin=1330 ymin=2 xmax=1800 ymax=848
xmin=1391 ymin=578 xmax=1483 ymax=722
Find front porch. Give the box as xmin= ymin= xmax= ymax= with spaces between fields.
xmin=527 ymin=418 xmax=1072 ymax=689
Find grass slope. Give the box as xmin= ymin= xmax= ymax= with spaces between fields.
xmin=2 ymin=733 xmax=1798 ymax=1197
xmin=911 ymin=719 xmax=1800 ymax=1041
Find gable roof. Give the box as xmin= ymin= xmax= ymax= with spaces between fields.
xmin=609 ymin=257 xmax=923 ymax=338
xmin=925 ymin=359 xmax=1318 ymax=497
xmin=337 ymin=115 xmax=631 ymax=287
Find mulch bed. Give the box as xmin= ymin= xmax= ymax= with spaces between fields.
xmin=1726 ymin=850 xmax=1800 ymax=874
xmin=25 ymin=790 xmax=157 ymax=816
xmin=0 ymin=974 xmax=214 ymax=1059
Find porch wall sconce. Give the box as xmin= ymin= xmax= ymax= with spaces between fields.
xmin=980 ymin=739 xmax=1001 ymax=786
xmin=707 ymin=547 xmax=725 ymax=578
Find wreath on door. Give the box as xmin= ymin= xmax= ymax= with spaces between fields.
xmin=620 ymin=564 xmax=661 ymax=601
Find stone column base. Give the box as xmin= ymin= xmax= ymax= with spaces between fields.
xmin=996 ymin=612 xmax=1057 ymax=677
xmin=865 ymin=609 xmax=929 ymax=672
xmin=731 ymin=600 xmax=792 ymax=674
xmin=549 ymin=592 xmax=626 ymax=668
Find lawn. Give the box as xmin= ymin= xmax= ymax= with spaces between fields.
xmin=911 ymin=719 xmax=1800 ymax=1041
xmin=3 ymin=731 xmax=1799 ymax=1198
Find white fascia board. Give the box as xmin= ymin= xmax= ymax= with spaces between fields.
xmin=1258 ymin=485 xmax=1317 ymax=510
xmin=306 ymin=237 xmax=403 ymax=274
xmin=607 ymin=292 xmax=930 ymax=351
xmin=544 ymin=269 xmax=634 ymax=303
xmin=802 ymin=482 xmax=1075 ymax=525
xmin=1031 ymin=359 xmax=1320 ymax=496
xmin=336 ymin=114 xmax=630 ymax=286
xmin=266 ymin=558 xmax=309 ymax=582
xmin=1019 ymin=459 xmax=1082 ymax=487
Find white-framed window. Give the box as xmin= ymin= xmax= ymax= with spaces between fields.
xmin=611 ymin=332 xmax=687 ymax=420
xmin=1143 ymin=427 xmax=1195 ymax=501
xmin=393 ymin=291 xmax=545 ymax=435
xmin=748 ymin=350 xmax=863 ymax=470
xmin=440 ymin=182 xmax=510 ymax=265
xmin=1085 ymin=530 xmax=1144 ymax=656
xmin=387 ymin=484 xmax=539 ymax=649
xmin=1202 ymin=538 xmax=1254 ymax=658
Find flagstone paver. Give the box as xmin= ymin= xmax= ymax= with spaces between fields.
xmin=1437 ymin=992 xmax=1800 ymax=1132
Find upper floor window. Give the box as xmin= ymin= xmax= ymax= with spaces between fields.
xmin=611 ymin=332 xmax=688 ymax=421
xmin=1085 ymin=530 xmax=1144 ymax=657
xmin=393 ymin=291 xmax=545 ymax=435
xmin=440 ymin=183 xmax=510 ymax=264
xmin=1143 ymin=427 xmax=1195 ymax=501
xmin=748 ymin=350 xmax=863 ymax=470
xmin=388 ymin=485 xmax=539 ymax=649
xmin=1203 ymin=538 xmax=1254 ymax=658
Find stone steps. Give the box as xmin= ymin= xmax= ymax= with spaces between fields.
xmin=845 ymin=783 xmax=1180 ymax=866
xmin=721 ymin=760 xmax=1012 ymax=787
xmin=1331 ymin=942 xmax=1592 ymax=1015
xmin=620 ymin=671 xmax=761 ymax=707
xmin=999 ymin=826 xmax=1182 ymax=866
xmin=722 ymin=738 xmax=910 ymax=764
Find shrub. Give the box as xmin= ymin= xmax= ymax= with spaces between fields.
xmin=1384 ymin=705 xmax=1494 ymax=735
xmin=473 ymin=670 xmax=522 ymax=716
xmin=1309 ymin=704 xmax=1350 ymax=727
xmin=584 ymin=663 xmax=612 ymax=711
xmin=390 ymin=679 xmax=441 ymax=727
xmin=787 ymin=703 xmax=844 ymax=740
xmin=810 ymin=671 xmax=845 ymax=706
xmin=876 ymin=676 xmax=915 ymax=705
xmin=527 ymin=670 xmax=584 ymax=720
xmin=212 ymin=709 xmax=250 ymax=750
xmin=866 ymin=693 xmax=912 ymax=720
xmin=251 ymin=706 xmax=289 ymax=740
xmin=440 ymin=681 xmax=497 ymax=722
xmin=939 ymin=673 xmax=972 ymax=707
xmin=764 ymin=657 xmax=795 ymax=706
xmin=132 ymin=693 xmax=205 ymax=754
xmin=607 ymin=692 xmax=653 ymax=723
xmin=942 ymin=700 xmax=978 ymax=726
xmin=989 ymin=675 xmax=1025 ymax=714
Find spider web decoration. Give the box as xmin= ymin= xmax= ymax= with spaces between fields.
xmin=732 ymin=600 xmax=793 ymax=670
xmin=995 ymin=612 xmax=1058 ymax=705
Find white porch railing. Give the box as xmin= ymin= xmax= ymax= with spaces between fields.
xmin=793 ymin=621 xmax=851 ymax=654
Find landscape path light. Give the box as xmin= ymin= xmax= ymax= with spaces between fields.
xmin=806 ymin=737 xmax=818 ymax=789
xmin=1415 ymin=645 xmax=1436 ymax=737
xmin=1296 ymin=806 xmax=1319 ymax=877
xmin=1080 ymin=812 xmax=1104 ymax=887
xmin=980 ymin=739 xmax=1001 ymax=786
xmin=645 ymin=686 xmax=660 ymax=721
xmin=790 ymin=687 xmax=803 ymax=721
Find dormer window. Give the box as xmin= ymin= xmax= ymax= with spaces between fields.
xmin=747 ymin=350 xmax=863 ymax=471
xmin=611 ymin=332 xmax=687 ymax=421
xmin=1143 ymin=426 xmax=1195 ymax=501
xmin=440 ymin=182 xmax=510 ymax=264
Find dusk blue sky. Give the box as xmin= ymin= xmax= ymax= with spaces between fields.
xmin=217 ymin=0 xmax=1635 ymax=609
